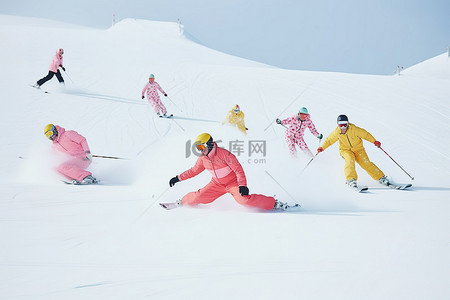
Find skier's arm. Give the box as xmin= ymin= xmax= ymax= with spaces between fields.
xmin=281 ymin=116 xmax=294 ymax=125
xmin=222 ymin=111 xmax=232 ymax=124
xmin=239 ymin=112 xmax=247 ymax=127
xmin=356 ymin=127 xmax=376 ymax=143
xmin=307 ymin=119 xmax=320 ymax=137
xmin=178 ymin=158 xmax=206 ymax=181
xmin=321 ymin=128 xmax=340 ymax=150
xmin=156 ymin=83 xmax=166 ymax=95
xmin=141 ymin=83 xmax=148 ymax=98
xmin=67 ymin=131 xmax=91 ymax=159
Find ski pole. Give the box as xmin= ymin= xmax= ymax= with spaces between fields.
xmin=275 ymin=119 xmax=288 ymax=129
xmin=379 ymin=147 xmax=414 ymax=180
xmin=61 ymin=69 xmax=74 ymax=84
xmin=93 ymin=154 xmax=126 ymax=160
xmin=265 ymin=170 xmax=298 ymax=205
xmin=301 ymin=153 xmax=318 ymax=174
xmin=166 ymin=96 xmax=183 ymax=112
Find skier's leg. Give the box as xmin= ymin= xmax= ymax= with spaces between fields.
xmin=297 ymin=138 xmax=313 ymax=158
xmin=354 ymin=148 xmax=385 ymax=181
xmin=157 ymin=99 xmax=167 ymax=115
xmin=181 ymin=181 xmax=226 ymax=206
xmin=37 ymin=71 xmax=55 ymax=86
xmin=340 ymin=150 xmax=358 ymax=180
xmin=286 ymin=135 xmax=297 ymax=156
xmin=228 ymin=186 xmax=276 ymax=210
xmin=149 ymin=99 xmax=160 ymax=115
xmin=55 ymin=70 xmax=64 ymax=83
xmin=56 ymin=158 xmax=91 ymax=182
xmin=237 ymin=122 xmax=247 ymax=134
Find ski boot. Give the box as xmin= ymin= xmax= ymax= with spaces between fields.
xmin=80 ymin=175 xmax=98 ymax=185
xmin=273 ymin=200 xmax=289 ymax=211
xmin=346 ymin=179 xmax=358 ymax=188
xmin=378 ymin=176 xmax=390 ymax=186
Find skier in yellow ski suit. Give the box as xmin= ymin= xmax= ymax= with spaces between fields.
xmin=317 ymin=115 xmax=390 ymax=189
xmin=222 ymin=104 xmax=248 ymax=134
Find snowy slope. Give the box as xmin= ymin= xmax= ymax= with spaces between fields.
xmin=1 ymin=15 xmax=450 ymax=300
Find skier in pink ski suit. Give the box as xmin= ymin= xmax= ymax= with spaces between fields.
xmin=44 ymin=124 xmax=97 ymax=184
xmin=35 ymin=49 xmax=65 ymax=88
xmin=141 ymin=74 xmax=168 ymax=116
xmin=168 ymin=133 xmax=290 ymax=210
xmin=276 ymin=107 xmax=322 ymax=158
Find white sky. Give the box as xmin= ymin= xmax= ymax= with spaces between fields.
xmin=1 ymin=0 xmax=449 ymax=74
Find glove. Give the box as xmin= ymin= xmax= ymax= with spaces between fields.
xmin=239 ymin=186 xmax=249 ymax=196
xmin=374 ymin=141 xmax=381 ymax=148
xmin=276 ymin=118 xmax=282 ymax=124
xmin=318 ymin=133 xmax=323 ymax=139
xmin=245 ymin=128 xmax=248 ymax=130
xmin=164 ymin=94 xmax=168 ymax=97
xmin=61 ymin=66 xmax=66 ymax=72
xmin=141 ymin=96 xmax=145 ymax=99
xmin=317 ymin=147 xmax=324 ymax=153
xmin=169 ymin=176 xmax=180 ymax=187
xmin=85 ymin=151 xmax=93 ymax=161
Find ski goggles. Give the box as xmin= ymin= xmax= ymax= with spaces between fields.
xmin=338 ymin=123 xmax=349 ymax=128
xmin=195 ymin=142 xmax=207 ymax=151
xmin=44 ymin=125 xmax=56 ymax=139
xmin=233 ymin=109 xmax=240 ymax=114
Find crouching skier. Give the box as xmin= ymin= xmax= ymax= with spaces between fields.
xmin=222 ymin=104 xmax=248 ymax=134
xmin=165 ymin=133 xmax=295 ymax=210
xmin=43 ymin=124 xmax=98 ymax=185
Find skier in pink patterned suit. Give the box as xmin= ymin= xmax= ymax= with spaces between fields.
xmin=34 ymin=48 xmax=65 ymax=88
xmin=168 ymin=133 xmax=290 ymax=210
xmin=43 ymin=124 xmax=97 ymax=184
xmin=141 ymin=74 xmax=168 ymax=116
xmin=276 ymin=107 xmax=323 ymax=158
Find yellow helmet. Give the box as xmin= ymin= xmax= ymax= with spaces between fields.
xmin=194 ymin=133 xmax=213 ymax=152
xmin=44 ymin=124 xmax=56 ymax=139
xmin=232 ymin=104 xmax=240 ymax=113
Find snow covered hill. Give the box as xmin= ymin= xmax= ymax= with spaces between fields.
xmin=1 ymin=15 xmax=449 ymax=299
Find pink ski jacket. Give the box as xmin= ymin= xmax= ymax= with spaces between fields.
xmin=141 ymin=81 xmax=166 ymax=100
xmin=52 ymin=125 xmax=90 ymax=159
xmin=281 ymin=114 xmax=319 ymax=140
xmin=49 ymin=51 xmax=63 ymax=73
xmin=179 ymin=143 xmax=247 ymax=187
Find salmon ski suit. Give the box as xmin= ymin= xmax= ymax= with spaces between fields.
xmin=51 ymin=125 xmax=92 ymax=181
xmin=178 ymin=143 xmax=275 ymax=210
xmin=321 ymin=123 xmax=385 ymax=181
xmin=223 ymin=110 xmax=247 ymax=134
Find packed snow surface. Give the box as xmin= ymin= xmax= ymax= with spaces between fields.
xmin=1 ymin=15 xmax=449 ymax=299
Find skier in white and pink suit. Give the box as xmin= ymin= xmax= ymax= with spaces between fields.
xmin=141 ymin=74 xmax=168 ymax=116
xmin=276 ymin=107 xmax=323 ymax=158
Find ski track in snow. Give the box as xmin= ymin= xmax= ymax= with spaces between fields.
xmin=1 ymin=16 xmax=450 ymax=300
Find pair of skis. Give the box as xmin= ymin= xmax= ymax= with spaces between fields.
xmin=159 ymin=202 xmax=301 ymax=211
xmin=350 ymin=183 xmax=412 ymax=193
xmin=159 ymin=114 xmax=173 ymax=118
xmin=29 ymin=84 xmax=49 ymax=93
xmin=61 ymin=180 xmax=100 ymax=186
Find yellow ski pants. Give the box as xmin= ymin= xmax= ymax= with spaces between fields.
xmin=340 ymin=148 xmax=384 ymax=181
